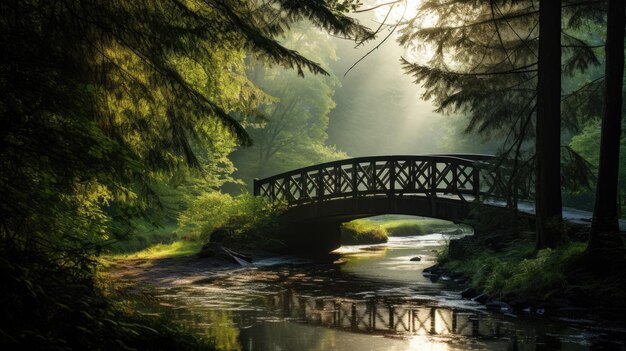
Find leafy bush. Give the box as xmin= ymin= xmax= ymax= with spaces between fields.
xmin=340 ymin=221 xmax=388 ymax=245
xmin=178 ymin=192 xmax=286 ymax=248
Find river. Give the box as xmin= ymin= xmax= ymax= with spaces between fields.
xmin=141 ymin=232 xmax=626 ymax=350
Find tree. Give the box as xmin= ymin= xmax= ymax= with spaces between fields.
xmin=0 ymin=0 xmax=370 ymax=248
xmin=0 ymin=1 xmax=372 ymax=346
xmin=535 ymin=0 xmax=563 ymax=249
xmin=588 ymin=0 xmax=625 ymax=253
xmin=396 ymin=0 xmax=602 ymax=245
xmin=231 ymin=22 xmax=348 ymax=182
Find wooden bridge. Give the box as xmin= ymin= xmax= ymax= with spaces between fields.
xmin=253 ymin=154 xmax=505 ymax=251
xmin=253 ymin=154 xmax=497 ymax=206
xmin=268 ymin=290 xmax=505 ymax=338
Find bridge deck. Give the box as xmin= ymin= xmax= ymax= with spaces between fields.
xmin=254 ymin=154 xmax=626 ymax=232
xmin=484 ymin=199 xmax=626 ymax=231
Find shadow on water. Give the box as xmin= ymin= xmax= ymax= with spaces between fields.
xmin=143 ymin=234 xmax=626 ymax=350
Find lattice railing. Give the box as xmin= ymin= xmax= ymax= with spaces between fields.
xmin=254 ymin=154 xmax=496 ymax=205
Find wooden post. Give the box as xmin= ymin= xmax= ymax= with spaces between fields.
xmin=371 ymin=302 xmax=376 ymax=330
xmin=472 ymin=165 xmax=480 ymax=200
xmin=352 ymin=161 xmax=358 ymax=197
xmin=452 ymin=164 xmax=458 ymax=196
xmin=284 ymin=177 xmax=290 ymax=203
xmin=452 ymin=310 xmax=457 ymax=333
xmin=389 ymin=161 xmax=396 ymax=197
xmin=335 ymin=164 xmax=341 ymax=195
xmin=300 ymin=171 xmax=306 ymax=202
xmin=317 ymin=169 xmax=323 ymax=202
xmin=351 ymin=303 xmax=357 ymax=329
xmin=430 ymin=161 xmax=437 ymax=197
xmin=253 ymin=178 xmax=260 ymax=196
xmin=370 ymin=160 xmax=375 ymax=191
xmin=430 ymin=307 xmax=436 ymax=334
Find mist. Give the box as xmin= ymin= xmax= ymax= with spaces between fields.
xmin=326 ymin=7 xmax=499 ymax=157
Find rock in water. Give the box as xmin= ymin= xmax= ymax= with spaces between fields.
xmin=410 ymin=256 xmax=422 ymax=262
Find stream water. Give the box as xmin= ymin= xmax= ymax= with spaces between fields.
xmin=143 ymin=232 xmax=626 ymax=350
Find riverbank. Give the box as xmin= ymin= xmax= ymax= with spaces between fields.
xmin=103 ymin=241 xmax=269 ymax=288
xmin=104 ymin=233 xmax=626 ymax=350
xmin=432 ymin=228 xmax=626 ymax=321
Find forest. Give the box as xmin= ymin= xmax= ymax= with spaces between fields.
xmin=1 ymin=0 xmax=625 ymax=350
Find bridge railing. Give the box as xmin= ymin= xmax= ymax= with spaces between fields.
xmin=254 ymin=155 xmax=496 ymax=205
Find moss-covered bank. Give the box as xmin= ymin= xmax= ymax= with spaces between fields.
xmin=438 ymin=228 xmax=626 ymax=318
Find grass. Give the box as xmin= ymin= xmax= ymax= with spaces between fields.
xmin=110 ymin=241 xmax=203 ymax=260
xmin=108 ymin=221 xmax=186 ymax=254
xmin=381 ymin=218 xmax=461 ymax=236
xmin=354 ymin=215 xmax=466 ymax=237
xmin=340 ymin=221 xmax=388 ymax=245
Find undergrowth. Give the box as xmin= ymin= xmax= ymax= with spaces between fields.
xmin=110 ymin=241 xmax=203 ymax=260
xmin=441 ymin=240 xmax=587 ymax=298
xmin=0 ymin=242 xmax=215 ymax=350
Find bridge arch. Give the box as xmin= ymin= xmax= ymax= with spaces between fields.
xmin=253 ymin=154 xmax=498 ymax=252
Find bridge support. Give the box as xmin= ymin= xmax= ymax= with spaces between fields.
xmin=278 ymin=220 xmax=343 ymax=253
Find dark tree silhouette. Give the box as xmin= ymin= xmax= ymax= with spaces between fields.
xmin=588 ymin=0 xmax=625 ymax=253
xmin=535 ymin=0 xmax=563 ymax=249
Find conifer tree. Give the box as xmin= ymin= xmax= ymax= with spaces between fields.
xmin=535 ymin=0 xmax=562 ymax=249
xmin=397 ymin=0 xmax=602 ymax=246
xmin=0 ymin=2 xmax=372 ymax=346
xmin=588 ymin=0 xmax=625 ymax=254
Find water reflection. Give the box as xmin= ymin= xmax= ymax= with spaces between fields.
xmin=141 ymin=233 xmax=626 ymax=350
xmin=268 ymin=290 xmax=522 ymax=340
xmin=151 ymin=285 xmax=626 ymax=351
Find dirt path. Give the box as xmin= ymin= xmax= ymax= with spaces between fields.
xmin=105 ymin=255 xmax=240 ymax=287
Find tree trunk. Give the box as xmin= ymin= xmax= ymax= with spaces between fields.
xmin=588 ymin=0 xmax=625 ymax=252
xmin=535 ymin=0 xmax=563 ymax=249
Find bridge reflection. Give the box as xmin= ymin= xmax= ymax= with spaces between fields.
xmin=268 ymin=290 xmax=505 ymax=338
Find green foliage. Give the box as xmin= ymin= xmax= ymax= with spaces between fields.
xmin=396 ymin=0 xmax=606 ymax=210
xmin=356 ymin=216 xmax=462 ymax=237
xmin=179 ymin=193 xmax=287 ymax=245
xmin=399 ymin=0 xmax=602 ymax=138
xmin=442 ymin=241 xmax=586 ymax=298
xmin=340 ymin=220 xmax=389 ymax=245
xmin=112 ymin=241 xmax=203 ymax=260
xmin=232 ymin=21 xmax=348 ymax=181
xmin=383 ymin=219 xmax=461 ymax=236
xmin=0 ymin=0 xmax=371 ymax=346
xmin=178 ymin=192 xmax=237 ymax=240
xmin=570 ymin=118 xmax=626 ymax=216
xmin=107 ymin=222 xmax=183 ymax=253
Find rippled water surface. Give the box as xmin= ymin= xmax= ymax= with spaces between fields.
xmin=142 ymin=233 xmax=626 ymax=350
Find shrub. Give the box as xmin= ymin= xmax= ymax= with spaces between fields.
xmin=440 ymin=240 xmax=586 ymax=298
xmin=340 ymin=220 xmax=388 ymax=245
xmin=178 ymin=192 xmax=286 ymax=249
